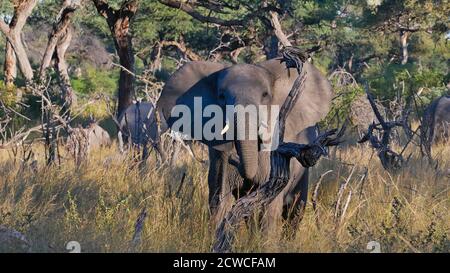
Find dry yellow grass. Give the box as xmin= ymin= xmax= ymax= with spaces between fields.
xmin=0 ymin=141 xmax=448 ymax=253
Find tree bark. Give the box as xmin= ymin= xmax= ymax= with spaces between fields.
xmin=113 ymin=16 xmax=135 ymax=118
xmin=0 ymin=0 xmax=37 ymax=84
xmin=269 ymin=11 xmax=292 ymax=47
xmin=37 ymin=0 xmax=80 ymax=112
xmin=400 ymin=30 xmax=409 ymax=65
xmin=39 ymin=0 xmax=79 ymax=80
xmin=264 ymin=33 xmax=279 ymax=59
xmin=263 ymin=11 xmax=292 ymax=59
xmin=54 ymin=26 xmax=77 ymax=110
xmin=92 ymin=0 xmax=138 ymax=118
xmin=4 ymin=41 xmax=17 ymax=87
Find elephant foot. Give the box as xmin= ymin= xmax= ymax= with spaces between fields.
xmin=262 ymin=195 xmax=284 ymax=244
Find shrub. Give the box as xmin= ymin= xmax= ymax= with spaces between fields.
xmin=71 ymin=66 xmax=119 ymax=96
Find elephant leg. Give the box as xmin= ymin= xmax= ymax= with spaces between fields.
xmin=207 ymin=148 xmax=235 ymax=228
xmin=264 ymin=193 xmax=284 ymax=233
xmin=279 ymin=126 xmax=315 ymax=236
xmin=282 ymin=168 xmax=309 ymax=237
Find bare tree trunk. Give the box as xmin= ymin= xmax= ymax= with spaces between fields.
xmin=8 ymin=32 xmax=34 ymax=82
xmin=0 ymin=0 xmax=37 ymax=84
xmin=114 ymin=20 xmax=135 ymax=118
xmin=269 ymin=11 xmax=292 ymax=47
xmin=54 ymin=27 xmax=77 ymax=110
xmin=264 ymin=33 xmax=279 ymax=59
xmin=263 ymin=11 xmax=292 ymax=59
xmin=347 ymin=54 xmax=354 ymax=72
xmin=400 ymin=30 xmax=409 ymax=65
xmin=4 ymin=41 xmax=17 ymax=87
xmin=92 ymin=0 xmax=138 ymax=118
xmin=39 ymin=0 xmax=79 ymax=80
xmin=38 ymin=0 xmax=79 ymax=112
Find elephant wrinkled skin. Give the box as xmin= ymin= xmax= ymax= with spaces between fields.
xmin=157 ymin=58 xmax=334 ymax=232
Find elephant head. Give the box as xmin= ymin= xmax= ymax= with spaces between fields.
xmin=157 ymin=58 xmax=334 ymax=180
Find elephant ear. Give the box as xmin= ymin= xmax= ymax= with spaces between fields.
xmin=157 ymin=61 xmax=233 ymax=151
xmin=258 ymin=58 xmax=334 ymax=142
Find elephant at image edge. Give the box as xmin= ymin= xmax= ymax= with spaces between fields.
xmin=421 ymin=95 xmax=450 ymax=151
xmin=157 ymin=58 xmax=334 ymax=232
xmin=430 ymin=95 xmax=450 ymax=142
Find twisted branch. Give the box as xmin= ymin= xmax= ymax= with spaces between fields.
xmin=212 ymin=47 xmax=345 ymax=253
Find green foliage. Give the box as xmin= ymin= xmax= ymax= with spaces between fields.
xmin=80 ymin=100 xmax=110 ymax=120
xmin=365 ymin=62 xmax=447 ymax=105
xmin=0 ymin=80 xmax=16 ymax=107
xmin=71 ymin=67 xmax=119 ymax=96
xmin=322 ymin=83 xmax=365 ymax=127
xmin=0 ymin=0 xmax=449 ymax=126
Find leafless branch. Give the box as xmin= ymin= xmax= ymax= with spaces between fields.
xmin=358 ymin=85 xmax=413 ymax=172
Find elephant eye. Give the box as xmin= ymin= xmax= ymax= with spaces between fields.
xmin=262 ymin=92 xmax=269 ymax=98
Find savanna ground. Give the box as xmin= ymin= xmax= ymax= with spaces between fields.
xmin=0 ymin=134 xmax=449 ymax=253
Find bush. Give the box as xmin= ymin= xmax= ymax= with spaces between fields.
xmin=71 ymin=66 xmax=119 ymax=96
xmin=322 ymin=79 xmax=365 ymax=128
xmin=0 ymin=80 xmax=16 ymax=108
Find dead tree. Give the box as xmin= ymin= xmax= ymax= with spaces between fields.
xmin=3 ymin=41 xmax=16 ymax=88
xmin=1 ymin=1 xmax=82 ymax=165
xmin=358 ymin=89 xmax=414 ymax=172
xmin=0 ymin=0 xmax=79 ymax=110
xmin=212 ymin=47 xmax=345 ymax=253
xmin=0 ymin=100 xmax=41 ymax=150
xmin=92 ymin=0 xmax=138 ymax=118
xmin=66 ymin=125 xmax=90 ymax=166
xmin=0 ymin=0 xmax=38 ymax=85
xmin=39 ymin=85 xmax=60 ymax=165
xmin=39 ymin=0 xmax=80 ymax=111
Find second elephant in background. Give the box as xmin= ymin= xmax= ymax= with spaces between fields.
xmin=118 ymin=101 xmax=204 ymax=164
xmin=118 ymin=101 xmax=166 ymax=161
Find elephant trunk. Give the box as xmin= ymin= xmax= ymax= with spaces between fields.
xmin=235 ymin=139 xmax=258 ymax=181
xmin=233 ymin=109 xmax=259 ymax=180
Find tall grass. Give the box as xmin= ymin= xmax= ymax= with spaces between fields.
xmin=0 ymin=141 xmax=448 ymax=252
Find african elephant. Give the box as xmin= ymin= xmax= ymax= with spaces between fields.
xmin=119 ymin=101 xmax=202 ymax=164
xmin=421 ymin=95 xmax=450 ymax=151
xmin=87 ymin=123 xmax=111 ymax=150
xmin=157 ymin=57 xmax=334 ymax=232
xmin=118 ymin=101 xmax=166 ymax=161
xmin=66 ymin=122 xmax=111 ymax=162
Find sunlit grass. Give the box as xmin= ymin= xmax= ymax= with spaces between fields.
xmin=0 ymin=140 xmax=448 ymax=253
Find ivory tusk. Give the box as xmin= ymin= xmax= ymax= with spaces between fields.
xmin=221 ymin=122 xmax=230 ymax=135
xmin=259 ymin=120 xmax=268 ymax=128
